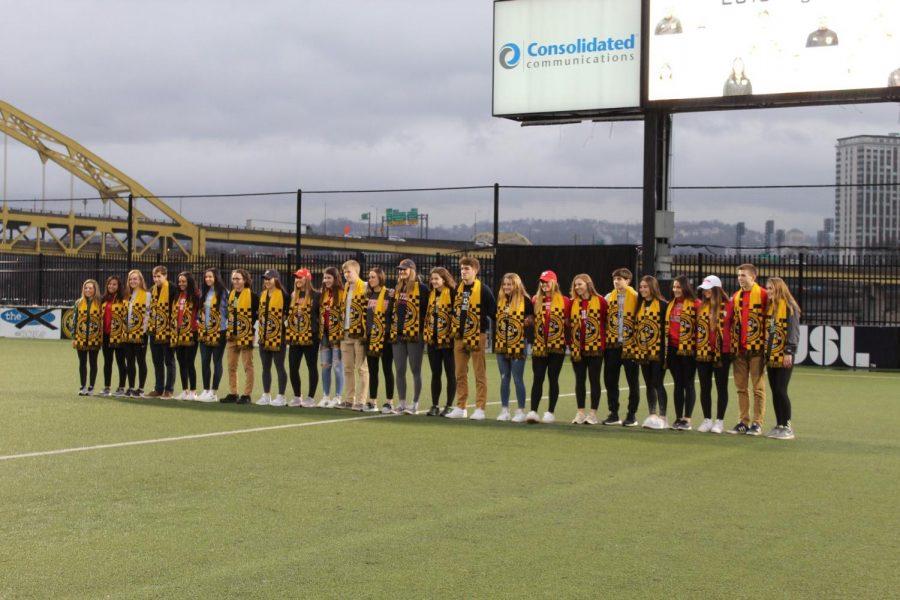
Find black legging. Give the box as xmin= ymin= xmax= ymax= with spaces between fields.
xmin=427 ymin=346 xmax=456 ymax=407
xmin=200 ymin=342 xmax=226 ymax=391
xmin=124 ymin=341 xmax=148 ymax=390
xmin=260 ymin=347 xmax=287 ymax=395
xmin=531 ymin=353 xmax=565 ymax=412
xmin=697 ymin=356 xmax=731 ymax=420
xmin=767 ymin=366 xmax=793 ymax=426
xmin=668 ymin=349 xmax=697 ymax=420
xmin=367 ymin=344 xmax=395 ymax=403
xmin=175 ymin=344 xmax=198 ymax=390
xmin=640 ymin=361 xmax=668 ymax=416
xmin=102 ymin=335 xmax=126 ymax=389
xmin=77 ymin=349 xmax=99 ymax=389
xmin=572 ymin=355 xmax=602 ymax=410
xmin=289 ymin=344 xmax=319 ymax=398
xmin=604 ymin=347 xmax=640 ymax=416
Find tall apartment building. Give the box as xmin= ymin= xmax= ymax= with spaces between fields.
xmin=834 ymin=133 xmax=900 ymax=248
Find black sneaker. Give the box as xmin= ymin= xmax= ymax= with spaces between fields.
xmin=746 ymin=423 xmax=762 ymax=436
xmin=236 ymin=395 xmax=251 ymax=405
xmin=622 ymin=414 xmax=638 ymax=427
xmin=440 ymin=405 xmax=454 ymax=417
xmin=77 ymin=387 xmax=86 ymax=396
xmin=124 ymin=388 xmax=134 ymax=397
xmin=220 ymin=394 xmax=238 ymax=403
xmin=602 ymin=413 xmax=621 ymax=426
xmin=135 ymin=388 xmax=145 ymax=397
xmin=727 ymin=422 xmax=749 ymax=435
xmin=426 ymin=405 xmax=441 ymax=417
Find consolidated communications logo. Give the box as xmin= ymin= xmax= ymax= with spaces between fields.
xmin=498 ymin=35 xmax=637 ymax=71
xmin=498 ymin=43 xmax=521 ymax=69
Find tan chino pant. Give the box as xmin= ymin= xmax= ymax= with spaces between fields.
xmin=340 ymin=337 xmax=369 ymax=405
xmin=454 ymin=335 xmax=487 ymax=410
xmin=733 ymin=353 xmax=766 ymax=425
xmin=226 ymin=342 xmax=254 ymax=396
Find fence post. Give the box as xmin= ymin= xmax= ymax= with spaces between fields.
xmin=797 ymin=252 xmax=805 ymax=317
xmin=37 ymin=252 xmax=44 ymax=306
xmin=95 ymin=252 xmax=101 ymax=285
xmin=219 ymin=252 xmax=225 ymax=273
xmin=127 ymin=193 xmax=134 ymax=273
xmin=697 ymin=252 xmax=703 ymax=286
xmin=295 ymin=188 xmax=302 ymax=269
xmin=493 ymin=183 xmax=500 ymax=248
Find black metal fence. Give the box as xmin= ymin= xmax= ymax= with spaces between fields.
xmin=0 ymin=251 xmax=494 ymax=307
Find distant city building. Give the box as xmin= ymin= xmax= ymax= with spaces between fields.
xmin=835 ymin=134 xmax=900 ymax=248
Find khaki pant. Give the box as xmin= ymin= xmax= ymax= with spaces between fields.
xmin=340 ymin=337 xmax=369 ymax=404
xmin=227 ymin=342 xmax=254 ymax=396
xmin=454 ymin=335 xmax=487 ymax=410
xmin=733 ymin=353 xmax=766 ymax=425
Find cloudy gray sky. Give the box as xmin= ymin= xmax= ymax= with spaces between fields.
xmin=3 ymin=0 xmax=898 ymax=235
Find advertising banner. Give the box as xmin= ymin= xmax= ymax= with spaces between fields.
xmin=493 ymin=0 xmax=642 ymax=118
xmin=0 ymin=306 xmax=64 ymax=340
xmin=648 ymin=0 xmax=900 ymax=103
xmin=796 ymin=325 xmax=899 ymax=369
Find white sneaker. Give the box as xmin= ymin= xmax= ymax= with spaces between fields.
xmin=403 ymin=403 xmax=416 ymax=415
xmin=697 ymin=418 xmax=713 ymax=433
xmin=317 ymin=395 xmax=331 ymax=408
xmin=412 ymin=402 xmax=420 ymax=414
xmin=470 ymin=408 xmax=486 ymax=421
xmin=197 ymin=391 xmax=218 ymax=403
xmin=301 ymin=396 xmax=316 ymax=408
xmin=541 ymin=411 xmax=555 ymax=424
xmin=255 ymin=394 xmax=271 ymax=406
xmin=711 ymin=419 xmax=725 ymax=434
xmin=511 ymin=409 xmax=527 ymax=423
xmin=197 ymin=390 xmax=209 ymax=401
xmin=525 ymin=410 xmax=540 ymax=423
xmin=585 ymin=412 xmax=599 ymax=425
xmin=572 ymin=412 xmax=587 ymax=424
xmin=445 ymin=407 xmax=467 ymax=419
xmin=288 ymin=396 xmax=303 ymax=407
xmin=659 ymin=416 xmax=669 ymax=429
xmin=328 ymin=396 xmax=342 ymax=408
xmin=641 ymin=415 xmax=657 ymax=429
xmin=186 ymin=391 xmax=197 ymax=401
xmin=270 ymin=395 xmax=286 ymax=407
xmin=176 ymin=391 xmax=188 ymax=400
xmin=496 ymin=407 xmax=511 ymax=421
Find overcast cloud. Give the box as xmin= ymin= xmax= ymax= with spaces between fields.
xmin=3 ymin=0 xmax=898 ymax=235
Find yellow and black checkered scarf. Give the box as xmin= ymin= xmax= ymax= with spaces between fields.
xmin=149 ymin=280 xmax=170 ymax=343
xmin=73 ymin=297 xmax=102 ymax=351
xmin=320 ymin=286 xmax=345 ymax=346
xmin=570 ymin=294 xmax=605 ymax=362
xmin=424 ymin=287 xmax=453 ymax=348
xmin=227 ymin=288 xmax=255 ymax=348
xmin=606 ymin=286 xmax=638 ymax=350
xmin=342 ymin=278 xmax=368 ymax=340
xmin=533 ymin=292 xmax=567 ymax=358
xmin=665 ymin=298 xmax=697 ymax=356
xmin=170 ymin=293 xmax=198 ymax=348
xmin=452 ymin=279 xmax=482 ymax=351
xmin=198 ymin=291 xmax=223 ymax=346
xmin=366 ymin=287 xmax=390 ymax=357
xmin=258 ymin=288 xmax=285 ymax=351
xmin=390 ymin=281 xmax=422 ymax=342
xmin=731 ymin=284 xmax=765 ymax=355
xmin=765 ymin=298 xmax=790 ymax=368
xmin=102 ymin=297 xmax=128 ymax=347
xmin=696 ymin=300 xmax=728 ymax=364
xmin=285 ymin=292 xmax=315 ymax=346
xmin=494 ymin=293 xmax=526 ymax=358
xmin=632 ymin=298 xmax=664 ymax=363
xmin=124 ymin=289 xmax=149 ymax=344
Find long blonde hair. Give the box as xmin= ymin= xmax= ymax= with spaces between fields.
xmin=570 ymin=273 xmax=600 ymax=299
xmin=766 ymin=277 xmax=801 ymax=316
xmin=79 ymin=279 xmax=100 ymax=304
xmin=126 ymin=269 xmax=147 ymax=292
xmin=534 ymin=278 xmax=561 ymax=306
xmin=398 ymin=264 xmax=419 ymax=294
xmin=501 ymin=273 xmax=528 ymax=306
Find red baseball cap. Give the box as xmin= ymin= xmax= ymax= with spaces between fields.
xmin=294 ymin=268 xmax=311 ymax=279
xmin=539 ymin=270 xmax=557 ymax=283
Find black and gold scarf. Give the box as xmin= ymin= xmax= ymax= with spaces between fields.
xmin=452 ymin=279 xmax=482 ymax=351
xmin=731 ymin=284 xmax=765 ymax=355
xmin=494 ymin=293 xmax=526 ymax=358
xmin=342 ymin=278 xmax=368 ymax=340
xmin=632 ymin=298 xmax=663 ymax=363
xmin=533 ymin=293 xmax=567 ymax=358
xmin=765 ymin=298 xmax=790 ymax=368
xmin=149 ymin=280 xmax=171 ymax=343
xmin=170 ymin=293 xmax=198 ymax=347
xmin=424 ymin=287 xmax=453 ymax=348
xmin=696 ymin=300 xmax=728 ymax=365
xmin=390 ymin=281 xmax=422 ymax=342
xmin=73 ymin=297 xmax=102 ymax=351
xmin=258 ymin=288 xmax=285 ymax=351
xmin=227 ymin=288 xmax=254 ymax=348
xmin=367 ymin=287 xmax=390 ymax=357
xmin=570 ymin=294 xmax=605 ymax=362
xmin=665 ymin=299 xmax=697 ymax=356
xmin=285 ymin=292 xmax=315 ymax=346
xmin=198 ymin=291 xmax=224 ymax=347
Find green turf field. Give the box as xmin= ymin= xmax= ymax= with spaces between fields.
xmin=0 ymin=338 xmax=897 ymax=599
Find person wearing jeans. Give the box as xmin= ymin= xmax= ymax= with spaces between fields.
xmin=197 ymin=268 xmax=228 ymax=402
xmin=695 ymin=275 xmax=734 ymax=434
xmin=223 ymin=269 xmax=257 ymax=404
xmin=634 ymin=276 xmax=668 ymax=430
xmin=527 ymin=270 xmax=571 ymax=424
xmin=666 ymin=275 xmax=699 ymax=430
xmin=568 ymin=274 xmax=608 ymax=425
xmin=424 ymin=267 xmax=457 ymax=416
xmin=729 ymin=263 xmax=768 ymax=436
xmin=447 ymin=256 xmax=496 ymax=420
xmin=390 ymin=259 xmax=429 ymax=414
xmin=602 ymin=268 xmax=641 ymax=426
xmin=123 ymin=269 xmax=150 ymax=397
xmin=494 ymin=273 xmax=533 ymax=422
xmin=286 ymin=268 xmax=320 ymax=408
xmin=255 ymin=269 xmax=288 ymax=406
xmin=764 ymin=277 xmax=800 ymax=440
xmin=318 ymin=267 xmax=344 ymax=407
xmin=146 ymin=265 xmax=176 ymax=399
xmin=340 ymin=260 xmax=369 ymax=411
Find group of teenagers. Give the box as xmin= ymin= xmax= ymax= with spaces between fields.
xmin=70 ymin=256 xmax=800 ymax=440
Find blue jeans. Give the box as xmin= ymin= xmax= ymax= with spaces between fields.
xmin=497 ymin=354 xmax=526 ymax=409
xmin=319 ymin=344 xmax=344 ymax=397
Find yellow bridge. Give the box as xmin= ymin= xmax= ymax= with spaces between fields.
xmin=0 ymin=100 xmax=466 ymax=257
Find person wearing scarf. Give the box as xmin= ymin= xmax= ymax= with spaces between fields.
xmin=197 ymin=268 xmax=229 ymax=403
xmin=146 ymin=265 xmax=176 ymax=399
xmin=98 ymin=275 xmax=128 ymax=397
xmin=340 ymin=260 xmax=370 ymax=411
xmin=728 ymin=263 xmax=768 ymax=436
xmin=666 ymin=275 xmax=699 ymax=430
xmin=695 ymin=275 xmax=734 ymax=434
xmin=255 ymin=269 xmax=288 ymax=407
xmin=635 ymin=276 xmax=669 ymax=430
xmin=568 ymin=274 xmax=608 ymax=425
xmin=764 ymin=277 xmax=800 ymax=440
xmin=389 ymin=259 xmax=430 ymax=415
xmin=223 ymin=269 xmax=258 ymax=405
xmin=447 ymin=256 xmax=496 ymax=420
xmin=73 ymin=279 xmax=102 ymax=395
xmin=526 ymin=270 xmax=571 ymax=424
xmin=170 ymin=271 xmax=201 ymax=400
xmin=286 ymin=268 xmax=320 ymax=408
xmin=603 ymin=267 xmax=641 ymax=426
xmin=494 ymin=273 xmax=534 ymax=423
xmin=123 ymin=269 xmax=151 ymax=397
xmin=365 ymin=266 xmax=395 ymax=414
xmin=317 ymin=267 xmax=345 ymax=408
xmin=424 ymin=267 xmax=457 ymax=417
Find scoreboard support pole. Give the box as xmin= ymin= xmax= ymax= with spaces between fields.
xmin=641 ymin=109 xmax=673 ymax=279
